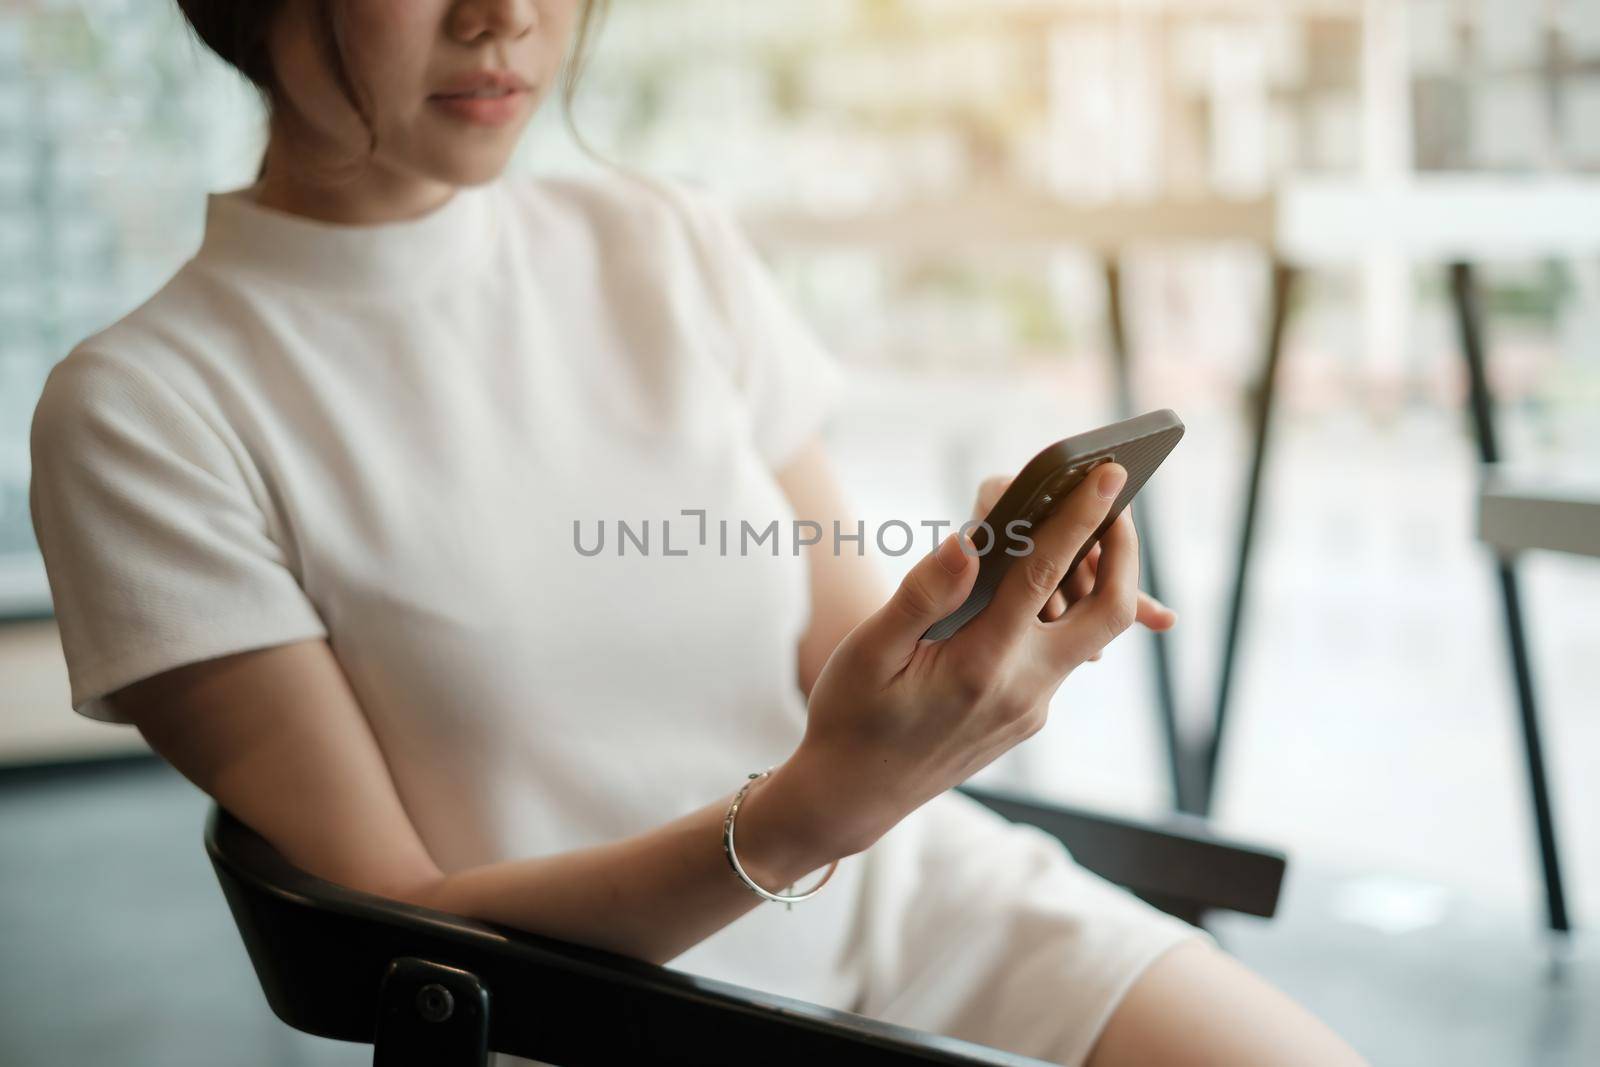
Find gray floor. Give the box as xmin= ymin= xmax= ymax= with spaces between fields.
xmin=1207 ymin=877 xmax=1599 ymax=1067
xmin=0 ymin=759 xmax=367 ymax=1067
xmin=1 ymin=756 xmax=1595 ymax=1067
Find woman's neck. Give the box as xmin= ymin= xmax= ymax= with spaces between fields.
xmin=253 ymin=124 xmax=460 ymax=226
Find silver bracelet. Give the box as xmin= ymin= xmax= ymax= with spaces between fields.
xmin=722 ymin=767 xmax=839 ymax=911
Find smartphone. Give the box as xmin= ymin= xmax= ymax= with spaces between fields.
xmin=920 ymin=408 xmax=1185 ymax=641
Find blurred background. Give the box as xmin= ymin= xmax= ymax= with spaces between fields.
xmin=2 ymin=1 xmax=1598 ymax=1064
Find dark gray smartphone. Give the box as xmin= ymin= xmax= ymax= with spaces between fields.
xmin=921 ymin=408 xmax=1184 ymax=641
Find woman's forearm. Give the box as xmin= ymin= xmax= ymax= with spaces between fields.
xmin=399 ymin=755 xmax=850 ymax=966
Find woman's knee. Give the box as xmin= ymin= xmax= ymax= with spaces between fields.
xmin=1084 ymin=939 xmax=1369 ymax=1067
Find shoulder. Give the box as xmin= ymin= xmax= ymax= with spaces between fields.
xmin=49 ymin=253 xmax=242 ymax=392
xmin=33 ymin=250 xmax=250 ymax=442
xmin=30 ymin=259 xmax=242 ymax=483
xmin=30 ymin=344 xmax=205 ymax=465
xmin=34 ymin=342 xmax=163 ymax=432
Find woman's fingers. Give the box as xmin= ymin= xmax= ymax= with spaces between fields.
xmin=1072 ymin=537 xmax=1176 ymax=630
xmin=983 ymin=474 xmax=1078 ymax=627
xmin=967 ymin=462 xmax=1126 ymax=650
xmin=964 ymin=467 xmax=1173 ymax=635
xmin=1063 ymin=543 xmax=1098 ymax=603
xmin=860 ymin=530 xmax=982 ymax=672
xmin=1043 ymin=506 xmax=1141 ymax=666
xmin=971 ymin=474 xmax=1011 ymax=527
xmin=1136 ymin=592 xmax=1178 ymax=630
xmin=1075 ymin=544 xmax=1104 ymax=657
xmin=975 ymin=471 xmax=1086 ymax=627
xmin=977 ymin=472 xmax=1068 ymax=623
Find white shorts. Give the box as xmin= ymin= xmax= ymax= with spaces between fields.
xmin=843 ymin=787 xmax=1215 ymax=1066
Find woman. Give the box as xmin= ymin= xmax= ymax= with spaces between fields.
xmin=27 ymin=2 xmax=1365 ymax=1064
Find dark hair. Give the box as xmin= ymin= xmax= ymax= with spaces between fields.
xmin=175 ymin=0 xmax=609 ymax=174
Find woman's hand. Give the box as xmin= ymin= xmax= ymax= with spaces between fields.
xmin=782 ymin=462 xmax=1155 ymax=858
xmin=969 ymin=473 xmax=1176 ymax=658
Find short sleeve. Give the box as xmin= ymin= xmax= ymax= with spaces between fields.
xmin=666 ymin=181 xmax=850 ymax=471
xmin=28 ymin=353 xmax=329 ymax=724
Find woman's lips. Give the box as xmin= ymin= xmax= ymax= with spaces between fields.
xmin=429 ymin=86 xmax=528 ymax=127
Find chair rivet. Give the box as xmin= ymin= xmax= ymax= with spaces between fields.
xmin=416 ymin=983 xmax=455 ymax=1023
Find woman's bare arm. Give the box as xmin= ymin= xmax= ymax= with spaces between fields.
xmin=113 ymin=637 xmax=845 ymax=966
xmin=776 ymin=435 xmax=893 ymax=701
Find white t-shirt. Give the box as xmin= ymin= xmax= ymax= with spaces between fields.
xmin=27 ymin=168 xmax=866 ymax=1008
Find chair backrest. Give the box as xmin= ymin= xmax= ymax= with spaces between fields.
xmin=953 ymin=783 xmax=1286 ymax=922
xmin=203 ymin=803 xmax=1050 ymax=1067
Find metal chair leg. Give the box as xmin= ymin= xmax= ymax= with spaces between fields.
xmin=1448 ymin=261 xmax=1571 ymax=936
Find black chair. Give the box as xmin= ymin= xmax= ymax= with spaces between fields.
xmin=204 ymin=783 xmax=1286 ymax=1066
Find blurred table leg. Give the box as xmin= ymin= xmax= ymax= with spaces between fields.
xmin=1198 ymin=259 xmax=1297 ymax=819
xmin=1102 ymin=257 xmax=1192 ymax=814
xmin=1448 ymin=261 xmax=1571 ymax=937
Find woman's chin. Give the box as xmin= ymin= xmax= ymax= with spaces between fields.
xmin=410 ymin=135 xmax=525 ymax=188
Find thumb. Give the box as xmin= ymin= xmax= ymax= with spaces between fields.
xmin=866 ymin=531 xmax=981 ymax=655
